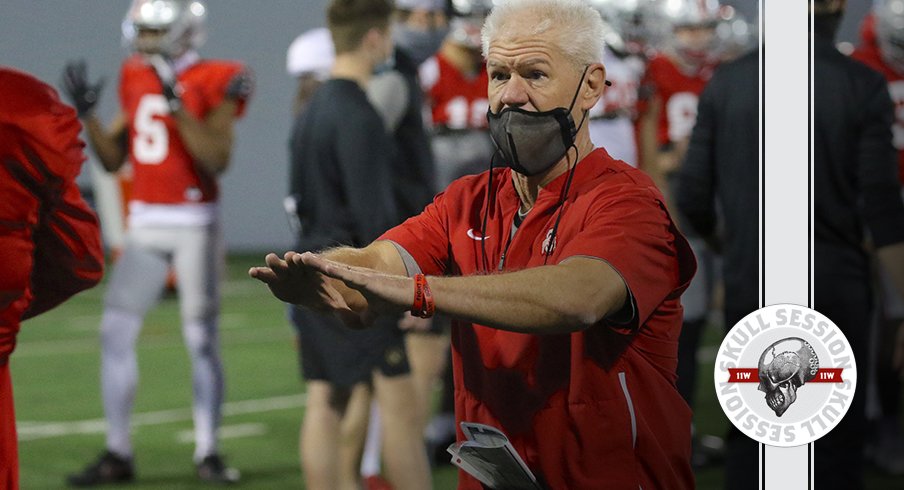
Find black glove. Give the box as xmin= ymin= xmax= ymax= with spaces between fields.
xmin=146 ymin=54 xmax=183 ymax=113
xmin=61 ymin=60 xmax=104 ymax=117
xmin=225 ymin=69 xmax=254 ymax=101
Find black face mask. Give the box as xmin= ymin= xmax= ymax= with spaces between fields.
xmin=486 ymin=66 xmax=589 ymax=176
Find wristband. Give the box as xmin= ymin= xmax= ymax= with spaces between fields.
xmin=411 ymin=273 xmax=435 ymax=319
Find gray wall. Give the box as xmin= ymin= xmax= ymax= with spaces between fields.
xmin=0 ymin=0 xmax=871 ymax=252
xmin=2 ymin=1 xmax=329 ymax=253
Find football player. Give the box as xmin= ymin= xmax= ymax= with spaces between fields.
xmin=588 ymin=0 xmax=661 ymax=167
xmin=61 ymin=0 xmax=252 ymax=485
xmin=637 ymin=0 xmax=724 ymax=468
xmin=419 ymin=0 xmax=495 ymax=190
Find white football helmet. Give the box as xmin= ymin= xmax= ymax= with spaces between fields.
xmin=122 ymin=0 xmax=207 ymax=57
xmin=449 ymin=0 xmax=494 ymax=49
xmin=589 ymin=0 xmax=662 ymax=57
xmin=874 ymin=0 xmax=904 ymax=74
xmin=652 ymin=0 xmax=722 ymax=67
xmin=715 ymin=6 xmax=755 ymax=61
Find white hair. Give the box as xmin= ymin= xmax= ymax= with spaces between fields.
xmin=481 ymin=0 xmax=605 ymax=68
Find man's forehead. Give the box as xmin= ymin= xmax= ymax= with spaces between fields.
xmin=486 ymin=35 xmax=564 ymax=68
xmin=486 ymin=55 xmax=553 ymax=69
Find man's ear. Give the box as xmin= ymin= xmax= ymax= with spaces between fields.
xmin=580 ymin=63 xmax=606 ymax=111
xmin=362 ymin=27 xmax=381 ymax=51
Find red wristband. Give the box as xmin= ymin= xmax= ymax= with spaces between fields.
xmin=411 ymin=273 xmax=435 ymax=319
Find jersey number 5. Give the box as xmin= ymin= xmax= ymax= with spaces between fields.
xmin=133 ymin=94 xmax=170 ymax=164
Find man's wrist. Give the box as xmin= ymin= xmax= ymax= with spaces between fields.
xmin=411 ymin=273 xmax=435 ymax=318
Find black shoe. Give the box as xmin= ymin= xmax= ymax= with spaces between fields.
xmin=196 ymin=454 xmax=240 ymax=484
xmin=66 ymin=450 xmax=135 ymax=487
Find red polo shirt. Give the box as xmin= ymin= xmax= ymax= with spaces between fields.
xmin=380 ymin=148 xmax=696 ymax=489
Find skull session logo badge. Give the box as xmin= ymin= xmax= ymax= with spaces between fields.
xmin=713 ymin=304 xmax=857 ymax=447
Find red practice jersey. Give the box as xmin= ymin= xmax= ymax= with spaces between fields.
xmin=381 ymin=149 xmax=697 ymax=489
xmin=643 ymin=54 xmax=716 ymax=147
xmin=852 ymin=13 xmax=904 ymax=183
xmin=119 ymin=55 xmax=249 ymax=204
xmin=0 ymin=67 xmax=104 ymax=360
xmin=420 ymin=53 xmax=489 ymax=130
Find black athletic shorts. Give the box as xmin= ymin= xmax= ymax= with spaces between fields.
xmin=288 ymin=306 xmax=410 ymax=387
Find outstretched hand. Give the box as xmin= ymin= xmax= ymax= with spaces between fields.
xmin=249 ymin=251 xmax=414 ymax=328
xmin=249 ymin=252 xmax=351 ymax=312
xmin=297 ymin=252 xmax=413 ymax=317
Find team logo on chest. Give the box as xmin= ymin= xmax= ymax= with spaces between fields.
xmin=541 ymin=228 xmax=556 ymax=255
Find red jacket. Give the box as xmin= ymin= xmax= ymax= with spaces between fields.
xmin=0 ymin=66 xmax=104 ymax=362
xmin=382 ymin=149 xmax=696 ymax=489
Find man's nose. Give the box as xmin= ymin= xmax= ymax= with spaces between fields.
xmin=500 ymin=75 xmax=530 ymax=108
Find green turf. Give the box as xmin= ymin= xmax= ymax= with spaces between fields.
xmin=10 ymin=254 xmax=904 ymax=488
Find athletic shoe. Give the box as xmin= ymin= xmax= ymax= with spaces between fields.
xmin=196 ymin=454 xmax=240 ymax=484
xmin=66 ymin=450 xmax=135 ymax=487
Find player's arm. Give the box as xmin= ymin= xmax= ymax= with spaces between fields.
xmin=82 ymin=113 xmax=128 ymax=172
xmin=61 ymin=60 xmax=129 ymax=172
xmin=171 ymin=100 xmax=237 ymax=176
xmin=297 ymin=253 xmax=628 ymax=334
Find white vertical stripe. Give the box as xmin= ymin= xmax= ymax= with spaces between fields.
xmin=762 ymin=0 xmax=812 ymax=488
xmin=617 ymin=372 xmax=637 ymax=449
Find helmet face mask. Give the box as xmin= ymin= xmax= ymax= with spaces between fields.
xmin=122 ymin=0 xmax=207 ymax=57
xmin=651 ymin=0 xmax=723 ymax=68
xmin=875 ymin=0 xmax=904 ymax=75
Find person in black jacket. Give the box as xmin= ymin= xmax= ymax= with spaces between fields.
xmin=810 ymin=3 xmax=904 ymax=487
xmin=678 ymin=1 xmax=904 ymax=488
xmin=676 ymin=46 xmax=759 ymax=488
xmin=285 ymin=0 xmax=431 ymax=488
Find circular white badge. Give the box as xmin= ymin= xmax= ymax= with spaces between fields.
xmin=713 ymin=304 xmax=857 ymax=447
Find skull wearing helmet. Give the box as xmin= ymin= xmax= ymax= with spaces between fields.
xmin=757 ymin=338 xmax=819 ymax=417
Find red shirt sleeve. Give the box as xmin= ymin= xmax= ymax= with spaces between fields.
xmin=554 ymin=182 xmax=695 ymax=327
xmin=378 ymin=190 xmax=452 ymax=276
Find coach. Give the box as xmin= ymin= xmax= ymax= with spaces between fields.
xmin=251 ymin=0 xmax=696 ymax=487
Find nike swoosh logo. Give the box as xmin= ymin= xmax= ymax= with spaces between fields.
xmin=467 ymin=228 xmax=490 ymax=241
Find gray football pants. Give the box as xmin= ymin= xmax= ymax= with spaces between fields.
xmin=99 ymin=222 xmax=224 ymax=461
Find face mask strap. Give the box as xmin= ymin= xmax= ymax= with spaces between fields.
xmin=566 ymin=64 xmax=591 ymax=113
xmin=481 ymin=148 xmax=504 ymax=273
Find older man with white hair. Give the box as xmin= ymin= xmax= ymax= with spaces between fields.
xmin=252 ymin=0 xmax=696 ymax=487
